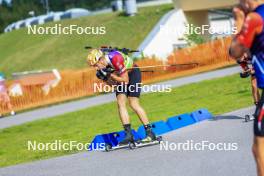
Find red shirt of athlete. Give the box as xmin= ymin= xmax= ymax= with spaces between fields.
xmin=106 ymin=51 xmax=127 ymax=75
xmin=236 ymin=12 xmax=263 ymax=49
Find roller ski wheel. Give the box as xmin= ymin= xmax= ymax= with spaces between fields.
xmin=105 ymin=144 xmax=112 ymax=152
xmin=128 ymin=142 xmax=137 ymax=150
xmin=245 ymin=115 xmax=250 ymax=122
xmin=245 ymin=114 xmax=254 ymax=122
xmin=156 ymin=136 xmax=163 ymax=144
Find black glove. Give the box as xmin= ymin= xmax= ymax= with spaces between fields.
xmin=96 ymin=69 xmax=111 ymax=81
xmin=240 ymin=72 xmax=250 ymax=78
xmin=102 ymin=67 xmax=114 ymax=74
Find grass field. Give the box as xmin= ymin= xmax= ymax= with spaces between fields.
xmin=0 ymin=4 xmax=173 ymax=77
xmin=0 ymin=74 xmax=254 ymax=167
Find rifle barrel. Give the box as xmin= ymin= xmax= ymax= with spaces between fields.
xmin=127 ymin=63 xmax=199 ymax=70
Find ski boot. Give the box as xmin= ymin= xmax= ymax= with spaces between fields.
xmin=245 ymin=103 xmax=257 ymax=122
xmin=245 ymin=114 xmax=255 ymax=122
xmin=119 ymin=124 xmax=134 ymax=145
xmin=141 ymin=124 xmax=157 ymax=143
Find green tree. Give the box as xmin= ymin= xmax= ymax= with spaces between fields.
xmin=0 ymin=0 xmax=136 ymax=33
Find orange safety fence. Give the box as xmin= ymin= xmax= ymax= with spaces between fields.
xmin=0 ymin=37 xmax=235 ymax=114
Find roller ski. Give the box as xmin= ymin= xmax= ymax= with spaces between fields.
xmin=139 ymin=126 xmax=163 ymax=145
xmin=134 ymin=124 xmax=163 ymax=148
xmin=245 ymin=114 xmax=255 ymax=122
xmin=105 ymin=131 xmax=136 ymax=152
xmin=104 ymin=125 xmax=162 ymax=152
xmin=136 ymin=136 xmax=163 ymax=147
xmin=105 ymin=135 xmax=163 ymax=152
xmin=245 ymin=103 xmax=258 ymax=122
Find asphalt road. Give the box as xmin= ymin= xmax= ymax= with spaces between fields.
xmin=0 ymin=106 xmax=257 ymax=176
xmin=0 ymin=66 xmax=241 ymax=129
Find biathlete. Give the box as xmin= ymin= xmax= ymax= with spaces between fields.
xmin=0 ymin=73 xmax=15 ymax=117
xmin=229 ymin=0 xmax=264 ymax=175
xmin=87 ymin=49 xmax=156 ymax=144
xmin=233 ymin=5 xmax=260 ymax=112
xmin=238 ymin=56 xmax=260 ymax=110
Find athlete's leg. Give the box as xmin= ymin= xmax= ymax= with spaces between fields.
xmin=128 ymin=97 xmax=156 ymax=140
xmin=128 ymin=97 xmax=149 ymax=125
xmin=127 ymin=67 xmax=156 ymax=140
xmin=116 ymin=93 xmax=134 ymax=144
xmin=116 ymin=94 xmax=130 ymax=125
xmin=257 ymin=138 xmax=264 ymax=176
xmin=253 ymin=90 xmax=264 ymax=176
xmin=253 ymin=137 xmax=264 ymax=176
xmin=251 ymin=76 xmax=260 ymax=105
xmin=126 ymin=66 xmax=149 ymax=125
xmin=252 ymin=138 xmax=261 ymax=175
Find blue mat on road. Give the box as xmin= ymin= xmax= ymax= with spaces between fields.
xmin=89 ymin=108 xmax=212 ymax=151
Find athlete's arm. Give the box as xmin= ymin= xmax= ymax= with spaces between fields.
xmin=110 ymin=55 xmax=129 ymax=84
xmin=105 ymin=78 xmax=118 ymax=86
xmin=110 ymin=72 xmax=129 ymax=84
xmin=238 ymin=53 xmax=250 ymax=71
xmin=229 ymin=12 xmax=263 ymax=59
xmin=240 ymin=62 xmax=249 ymax=72
xmin=233 ymin=6 xmax=245 ymax=33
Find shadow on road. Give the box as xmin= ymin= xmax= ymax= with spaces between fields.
xmin=210 ymin=115 xmax=244 ymax=121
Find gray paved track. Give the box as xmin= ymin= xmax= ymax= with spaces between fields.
xmin=0 ymin=107 xmax=256 ymax=176
xmin=0 ymin=66 xmax=241 ymax=129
